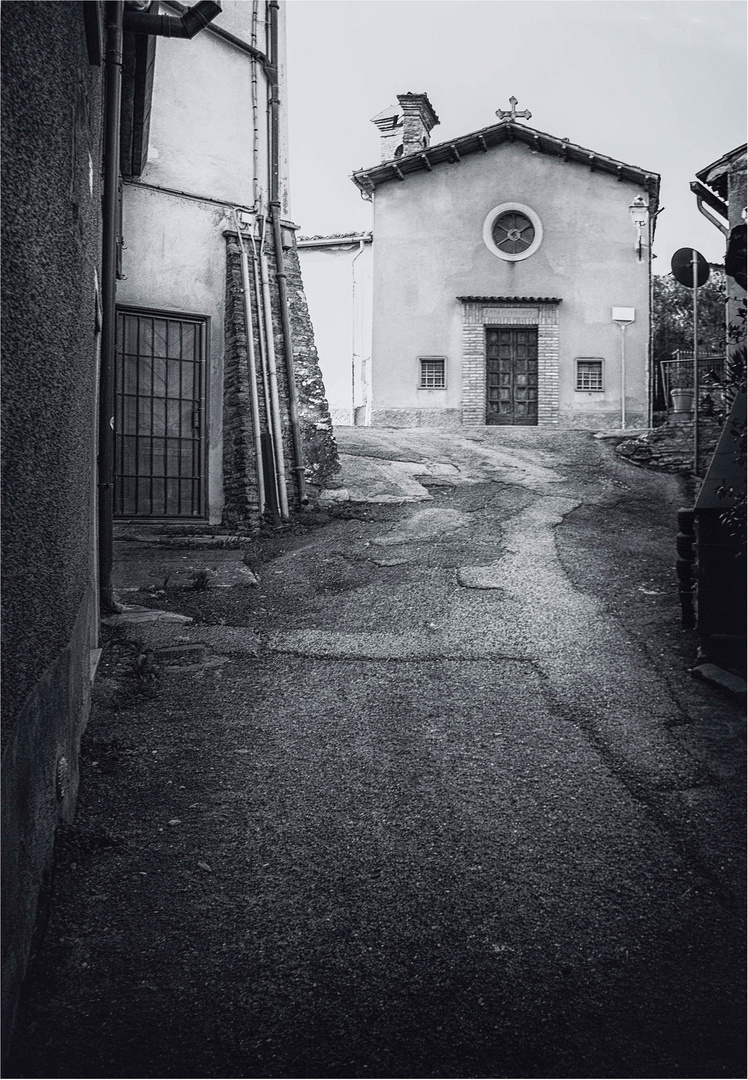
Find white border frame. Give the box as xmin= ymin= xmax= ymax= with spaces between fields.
xmin=483 ymin=202 xmax=543 ymax=262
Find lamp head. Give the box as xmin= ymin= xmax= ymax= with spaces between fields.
xmin=629 ymin=195 xmax=649 ymax=229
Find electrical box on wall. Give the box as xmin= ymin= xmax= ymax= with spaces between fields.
xmin=612 ymin=307 xmax=636 ymax=323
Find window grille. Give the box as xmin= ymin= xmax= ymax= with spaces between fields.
xmin=576 ymin=359 xmax=604 ymax=391
xmin=115 ymin=310 xmax=205 ymax=518
xmin=420 ymin=357 xmax=446 ymax=389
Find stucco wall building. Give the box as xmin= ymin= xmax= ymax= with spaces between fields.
xmin=118 ymin=0 xmax=338 ymax=527
xmin=307 ymin=93 xmax=659 ymax=431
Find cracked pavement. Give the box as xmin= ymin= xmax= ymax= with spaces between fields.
xmin=9 ymin=428 xmax=745 ymax=1079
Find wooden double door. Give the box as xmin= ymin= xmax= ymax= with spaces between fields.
xmin=486 ymin=327 xmax=538 ymax=425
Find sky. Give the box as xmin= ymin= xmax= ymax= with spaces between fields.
xmin=285 ymin=0 xmax=746 ymax=269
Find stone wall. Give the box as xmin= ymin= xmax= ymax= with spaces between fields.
xmin=222 ymin=228 xmax=339 ymax=529
xmin=615 ymin=416 xmax=724 ymax=474
xmin=222 ymin=237 xmax=262 ymax=529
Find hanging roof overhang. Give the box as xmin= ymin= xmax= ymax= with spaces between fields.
xmin=352 ymin=120 xmax=660 ymax=206
xmin=297 ymin=231 xmax=373 ymax=249
xmin=695 ymin=144 xmax=747 ymax=202
xmin=457 ymin=296 xmax=562 ymax=304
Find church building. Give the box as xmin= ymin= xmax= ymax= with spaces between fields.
xmin=347 ymin=93 xmax=660 ymax=430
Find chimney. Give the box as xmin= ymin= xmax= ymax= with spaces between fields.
xmin=397 ymin=93 xmax=439 ymax=156
xmin=371 ymin=104 xmax=403 ymax=162
xmin=370 ymin=93 xmax=440 ymax=162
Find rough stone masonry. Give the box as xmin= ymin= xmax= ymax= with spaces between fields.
xmin=222 ymin=225 xmax=340 ymax=530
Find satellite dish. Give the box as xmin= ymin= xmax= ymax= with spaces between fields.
xmin=671 ymin=248 xmax=710 ymax=288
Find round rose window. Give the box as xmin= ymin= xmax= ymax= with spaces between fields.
xmin=492 ymin=210 xmax=535 ymax=255
xmin=482 ymin=203 xmax=543 ymax=262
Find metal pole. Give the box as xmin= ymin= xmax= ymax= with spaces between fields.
xmin=692 ymin=249 xmax=699 ymax=476
xmin=620 ymin=323 xmax=626 ymax=430
xmin=98 ymin=0 xmax=124 ymax=615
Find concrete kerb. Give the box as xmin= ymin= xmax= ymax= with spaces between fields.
xmin=691 ymin=663 xmax=747 ymax=701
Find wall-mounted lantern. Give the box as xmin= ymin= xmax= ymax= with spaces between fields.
xmin=629 ymin=195 xmax=650 ymax=262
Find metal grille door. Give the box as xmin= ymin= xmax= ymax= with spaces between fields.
xmin=115 ymin=311 xmax=205 ymax=518
xmin=486 ymin=327 xmax=538 ymax=425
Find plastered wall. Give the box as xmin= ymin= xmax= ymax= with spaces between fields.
xmin=370 ymin=141 xmax=652 ymax=428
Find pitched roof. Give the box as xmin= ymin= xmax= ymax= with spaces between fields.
xmin=352 ymin=119 xmax=660 ymax=204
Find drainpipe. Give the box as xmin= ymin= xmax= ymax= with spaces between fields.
xmin=97 ymin=0 xmax=221 ymax=615
xmin=98 ymin=0 xmax=124 ymax=614
xmin=267 ymin=0 xmax=307 ymax=507
xmin=233 ymin=212 xmax=265 ymax=520
xmin=123 ymin=0 xmax=222 ymax=37
xmin=351 ymin=239 xmax=365 ymax=425
xmin=258 ymin=216 xmax=290 ymax=519
xmin=248 ymin=228 xmax=282 ymax=525
xmin=694 ymin=196 xmax=729 ymax=237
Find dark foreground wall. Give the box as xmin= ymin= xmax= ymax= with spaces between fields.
xmin=1 ymin=1 xmax=103 ymax=1053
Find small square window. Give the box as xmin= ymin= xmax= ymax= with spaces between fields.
xmin=576 ymin=359 xmax=604 ymax=392
xmin=420 ymin=357 xmax=446 ymax=389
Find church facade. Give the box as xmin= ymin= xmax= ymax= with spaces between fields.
xmin=350 ymin=94 xmax=660 ymax=430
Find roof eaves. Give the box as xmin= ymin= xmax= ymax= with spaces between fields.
xmin=695 ymin=143 xmax=747 ymax=194
xmin=352 ymin=120 xmax=660 ymax=198
xmin=297 ymin=232 xmax=373 ymax=248
xmin=457 ymin=296 xmax=563 ymax=303
xmin=689 ymin=179 xmax=728 ymax=221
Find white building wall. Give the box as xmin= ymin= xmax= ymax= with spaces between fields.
xmin=118 ymin=1 xmax=290 ymax=521
xmin=369 ymin=141 xmax=652 ymax=429
xmin=298 ymin=240 xmax=373 ymax=427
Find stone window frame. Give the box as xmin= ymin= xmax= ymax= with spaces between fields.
xmin=459 ymin=298 xmax=560 ymax=426
xmin=482 ymin=202 xmax=544 ymax=263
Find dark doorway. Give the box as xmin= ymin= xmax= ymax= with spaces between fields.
xmin=486 ymin=327 xmax=538 ymax=425
xmin=115 ymin=309 xmax=205 ymax=518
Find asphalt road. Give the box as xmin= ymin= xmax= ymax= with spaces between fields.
xmin=9 ymin=428 xmax=746 ymax=1079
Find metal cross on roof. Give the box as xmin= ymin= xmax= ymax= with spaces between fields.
xmin=495 ymin=96 xmax=532 ymax=122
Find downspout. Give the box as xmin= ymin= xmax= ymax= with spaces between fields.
xmin=258 ymin=215 xmax=290 ymax=519
xmin=694 ymin=196 xmax=729 ymax=237
xmin=233 ymin=212 xmax=266 ymax=520
xmin=250 ymin=0 xmax=260 ymax=210
xmin=122 ymin=0 xmax=222 ymax=38
xmin=267 ymin=0 xmax=307 ymax=506
xmin=351 ymin=239 xmax=365 ymax=425
xmin=98 ymin=0 xmax=221 ymax=614
xmin=249 ymin=227 xmax=282 ymax=524
xmin=98 ymin=0 xmax=124 ymax=614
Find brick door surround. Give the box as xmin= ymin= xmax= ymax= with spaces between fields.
xmin=458 ymin=297 xmax=560 ymax=426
